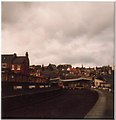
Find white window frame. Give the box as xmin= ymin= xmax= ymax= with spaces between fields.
xmin=2 ymin=63 xmax=7 ymax=68
xmin=12 ymin=65 xmax=15 ymax=70
xmin=17 ymin=65 xmax=21 ymax=70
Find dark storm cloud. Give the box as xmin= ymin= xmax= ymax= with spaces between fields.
xmin=2 ymin=2 xmax=114 ymax=67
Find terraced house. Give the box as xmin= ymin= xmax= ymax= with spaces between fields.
xmin=2 ymin=52 xmax=29 ymax=82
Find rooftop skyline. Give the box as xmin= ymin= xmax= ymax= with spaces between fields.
xmin=2 ymin=2 xmax=114 ymax=67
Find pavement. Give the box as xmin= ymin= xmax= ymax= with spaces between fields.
xmin=84 ymin=89 xmax=114 ymax=119
xmin=102 ymin=89 xmax=114 ymax=119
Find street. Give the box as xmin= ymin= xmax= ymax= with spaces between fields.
xmin=2 ymin=89 xmax=98 ymax=119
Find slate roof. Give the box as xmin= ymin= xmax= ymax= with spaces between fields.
xmin=2 ymin=54 xmax=28 ymax=64
xmin=12 ymin=56 xmax=27 ymax=64
xmin=2 ymin=55 xmax=15 ymax=63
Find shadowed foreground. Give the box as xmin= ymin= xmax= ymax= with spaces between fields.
xmin=2 ymin=89 xmax=98 ymax=119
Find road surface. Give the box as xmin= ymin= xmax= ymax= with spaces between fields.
xmin=2 ymin=89 xmax=98 ymax=119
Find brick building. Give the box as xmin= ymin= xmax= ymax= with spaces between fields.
xmin=2 ymin=52 xmax=29 ymax=81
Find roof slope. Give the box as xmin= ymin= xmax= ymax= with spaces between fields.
xmin=12 ymin=56 xmax=27 ymax=64
xmin=2 ymin=55 xmax=15 ymax=63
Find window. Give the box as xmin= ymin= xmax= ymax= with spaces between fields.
xmin=12 ymin=65 xmax=15 ymax=70
xmin=14 ymin=86 xmax=22 ymax=90
xmin=96 ymin=82 xmax=98 ymax=85
xmin=2 ymin=63 xmax=7 ymax=68
xmin=11 ymin=75 xmax=14 ymax=78
xmin=17 ymin=65 xmax=21 ymax=70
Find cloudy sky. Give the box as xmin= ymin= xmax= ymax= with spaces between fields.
xmin=2 ymin=2 xmax=114 ymax=67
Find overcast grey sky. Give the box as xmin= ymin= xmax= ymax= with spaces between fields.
xmin=2 ymin=2 xmax=114 ymax=67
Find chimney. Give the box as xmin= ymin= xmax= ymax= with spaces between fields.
xmin=14 ymin=53 xmax=17 ymax=57
xmin=82 ymin=64 xmax=83 ymax=68
xmin=26 ymin=52 xmax=28 ymax=57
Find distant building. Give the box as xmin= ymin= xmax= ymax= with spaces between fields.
xmin=57 ymin=64 xmax=72 ymax=79
xmin=47 ymin=64 xmax=58 ymax=71
xmin=29 ymin=65 xmax=41 ymax=77
xmin=93 ymin=79 xmax=104 ymax=88
xmin=40 ymin=64 xmax=58 ymax=79
xmin=95 ymin=65 xmax=112 ymax=76
xmin=57 ymin=64 xmax=72 ymax=70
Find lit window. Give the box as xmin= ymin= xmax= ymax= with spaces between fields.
xmin=12 ymin=65 xmax=15 ymax=70
xmin=17 ymin=65 xmax=21 ymax=70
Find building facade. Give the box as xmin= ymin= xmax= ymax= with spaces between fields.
xmin=2 ymin=52 xmax=29 ymax=81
